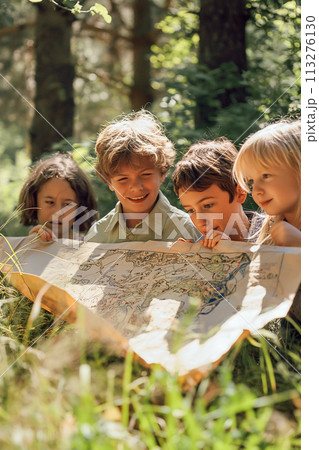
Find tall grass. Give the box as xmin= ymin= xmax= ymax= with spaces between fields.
xmin=0 ymin=277 xmax=300 ymax=449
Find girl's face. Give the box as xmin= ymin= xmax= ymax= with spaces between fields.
xmin=246 ymin=164 xmax=300 ymax=224
xmin=36 ymin=178 xmax=78 ymax=238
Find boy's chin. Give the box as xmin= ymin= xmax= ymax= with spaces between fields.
xmin=199 ymin=226 xmax=221 ymax=235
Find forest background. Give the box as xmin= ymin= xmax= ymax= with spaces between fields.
xmin=0 ymin=0 xmax=301 ymax=235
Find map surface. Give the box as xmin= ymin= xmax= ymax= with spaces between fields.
xmin=0 ymin=236 xmax=300 ymax=378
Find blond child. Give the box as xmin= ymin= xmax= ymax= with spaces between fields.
xmin=85 ymin=110 xmax=200 ymax=243
xmin=233 ymin=120 xmax=301 ymax=247
xmin=172 ymin=138 xmax=250 ymax=248
xmin=19 ymin=154 xmax=98 ymax=241
xmin=233 ymin=119 xmax=301 ymax=322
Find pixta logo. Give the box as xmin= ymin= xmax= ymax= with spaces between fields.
xmin=51 ymin=203 xmax=97 ymax=248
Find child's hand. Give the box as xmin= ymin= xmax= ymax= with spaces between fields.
xmin=270 ymin=221 xmax=301 ymax=247
xmin=29 ymin=225 xmax=56 ymax=242
xmin=202 ymin=230 xmax=230 ymax=249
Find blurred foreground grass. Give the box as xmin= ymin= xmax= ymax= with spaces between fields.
xmin=0 ymin=278 xmax=301 ymax=449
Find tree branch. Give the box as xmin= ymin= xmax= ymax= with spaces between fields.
xmin=79 ymin=22 xmax=131 ymax=41
xmin=0 ymin=21 xmax=35 ymax=38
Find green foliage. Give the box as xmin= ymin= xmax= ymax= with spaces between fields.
xmin=27 ymin=0 xmax=112 ymax=23
xmin=90 ymin=3 xmax=112 ymax=24
xmin=245 ymin=0 xmax=301 ymax=121
xmin=0 ymin=148 xmax=30 ymax=236
xmin=151 ymin=5 xmax=199 ymax=70
xmin=152 ymin=3 xmax=200 ymax=152
xmin=0 ymin=288 xmax=65 ymax=345
xmin=153 ymin=0 xmax=300 ymax=154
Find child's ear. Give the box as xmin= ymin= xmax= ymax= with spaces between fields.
xmin=235 ymin=185 xmax=247 ymax=204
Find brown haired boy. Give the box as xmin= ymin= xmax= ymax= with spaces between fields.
xmin=85 ymin=110 xmax=200 ymax=243
xmin=172 ymin=138 xmax=250 ymax=248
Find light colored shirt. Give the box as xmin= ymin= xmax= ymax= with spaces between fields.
xmin=85 ymin=191 xmax=201 ymax=243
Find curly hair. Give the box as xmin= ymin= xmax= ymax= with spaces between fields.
xmin=172 ymin=138 xmax=239 ymax=202
xmin=95 ymin=110 xmax=176 ymax=183
xmin=19 ymin=153 xmax=98 ymax=231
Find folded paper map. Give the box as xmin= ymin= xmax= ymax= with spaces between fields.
xmin=0 ymin=235 xmax=300 ymax=381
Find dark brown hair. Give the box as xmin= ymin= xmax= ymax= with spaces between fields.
xmin=172 ymin=138 xmax=238 ymax=202
xmin=19 ymin=153 xmax=98 ymax=231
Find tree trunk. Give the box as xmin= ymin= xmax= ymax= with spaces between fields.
xmin=196 ymin=0 xmax=248 ymax=128
xmin=130 ymin=0 xmax=154 ymax=110
xmin=30 ymin=1 xmax=75 ymax=161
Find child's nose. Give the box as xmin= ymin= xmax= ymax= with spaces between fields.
xmin=52 ymin=203 xmax=63 ymax=215
xmin=193 ymin=213 xmax=207 ymax=227
xmin=192 ymin=213 xmax=209 ymax=234
xmin=54 ymin=204 xmax=75 ymax=220
xmin=252 ymin=180 xmax=263 ymax=194
xmin=130 ymin=177 xmax=143 ymax=190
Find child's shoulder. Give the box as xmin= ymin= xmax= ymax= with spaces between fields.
xmin=246 ymin=211 xmax=273 ymax=244
xmin=156 ymin=192 xmax=201 ymax=241
xmin=245 ymin=210 xmax=265 ymax=224
xmin=93 ymin=203 xmax=119 ymax=225
xmin=156 ymin=191 xmax=190 ymax=218
xmin=84 ymin=204 xmax=119 ymax=243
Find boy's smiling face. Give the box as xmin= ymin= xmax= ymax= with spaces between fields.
xmin=108 ymin=156 xmax=165 ymax=216
xmin=179 ymin=183 xmax=246 ymax=237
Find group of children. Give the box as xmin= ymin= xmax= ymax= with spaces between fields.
xmin=19 ymin=110 xmax=301 ymax=254
xmin=17 ymin=111 xmax=301 ymax=323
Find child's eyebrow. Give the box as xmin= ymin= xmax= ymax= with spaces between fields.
xmin=181 ymin=197 xmax=217 ymax=208
xmin=114 ymin=170 xmax=133 ymax=176
xmin=113 ymin=172 xmax=128 ymax=177
xmin=199 ymin=197 xmax=217 ymax=202
xmin=43 ymin=195 xmax=75 ymax=201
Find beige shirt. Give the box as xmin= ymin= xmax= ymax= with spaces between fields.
xmin=85 ymin=191 xmax=201 ymax=243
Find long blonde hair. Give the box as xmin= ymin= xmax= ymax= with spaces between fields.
xmin=233 ymin=119 xmax=301 ymax=244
